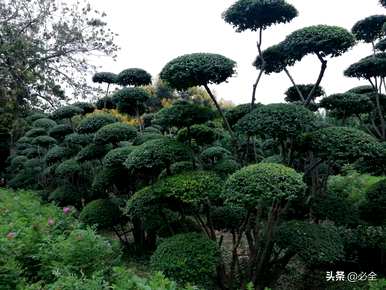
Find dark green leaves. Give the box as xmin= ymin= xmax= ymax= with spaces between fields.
xmin=352 ymin=15 xmax=386 ymax=43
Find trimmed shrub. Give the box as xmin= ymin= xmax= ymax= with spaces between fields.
xmin=94 ymin=122 xmax=137 ymax=145
xmin=49 ymin=124 xmax=73 ymax=140
xmin=25 ymin=128 xmax=47 ymax=138
xmin=76 ymin=144 xmax=112 ymax=161
xmin=52 ymin=105 xmax=83 ymax=120
xmin=150 ymin=233 xmax=220 ymax=288
xmin=55 ymin=159 xmax=81 ymax=177
xmin=223 ymin=163 xmax=305 ymax=208
xmin=31 ymin=135 xmax=57 ymax=147
xmin=360 ymin=179 xmax=386 ymax=225
xmin=103 ymin=146 xmax=135 ymax=168
xmin=80 ymin=199 xmax=125 ymax=229
xmin=72 ymin=102 xmax=96 ymax=115
xmin=211 ymin=206 xmax=247 ymax=231
xmin=77 ymin=113 xmax=118 ymax=134
xmin=64 ymin=133 xmax=94 ymax=146
xmin=132 ymin=133 xmax=164 ymax=146
xmin=32 ymin=118 xmax=57 ymax=130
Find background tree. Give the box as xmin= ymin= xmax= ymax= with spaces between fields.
xmin=92 ymin=72 xmax=118 ymax=108
xmin=160 ymin=53 xmax=236 ymax=137
xmin=223 ymin=0 xmax=298 ymax=107
xmin=117 ymin=68 xmax=152 ymax=87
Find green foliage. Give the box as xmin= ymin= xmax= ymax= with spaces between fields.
xmin=45 ymin=146 xmax=72 ymax=164
xmin=360 ymin=179 xmax=386 ymax=225
xmin=73 ymin=102 xmax=96 ymax=115
xmin=352 ymin=15 xmax=386 ymax=42
xmin=80 ymin=199 xmax=124 ymax=229
xmin=52 ymin=105 xmax=83 ymax=120
xmin=103 ymin=146 xmax=135 ymax=168
xmin=376 ymin=38 xmax=386 ymax=51
xmin=276 ymin=221 xmax=344 ymax=264
xmin=223 ymin=163 xmax=305 ymax=208
xmin=96 ymin=97 xmax=115 ymax=110
xmin=177 ymin=124 xmax=218 ymax=146
xmin=306 ymin=127 xmax=382 ymax=168
xmin=153 ymin=100 xmax=214 ymax=129
xmin=284 ymin=84 xmax=324 ymax=102
xmin=55 ymin=159 xmax=81 ymax=177
xmin=116 ymin=68 xmax=152 ymax=87
xmin=76 ymin=144 xmax=112 ymax=161
xmin=39 ymin=228 xmax=120 ymax=280
xmin=133 ymin=133 xmax=165 ymax=146
xmin=160 ymin=53 xmax=236 ymax=90
xmin=319 ymin=93 xmax=374 ymax=118
xmin=94 ymin=122 xmax=137 ymax=145
xmin=124 ymin=138 xmax=192 ymax=178
xmin=224 ymin=103 xmax=259 ymax=128
xmin=211 ymin=206 xmax=247 ymax=231
xmin=25 ymin=128 xmax=46 ymax=138
xmin=346 ymin=85 xmax=376 ymax=94
xmin=77 ymin=113 xmax=118 ymax=134
xmin=31 ymin=135 xmax=57 ymax=147
xmin=236 ymin=103 xmax=316 ymax=138
xmin=92 ymin=72 xmax=117 ymax=84
xmin=345 ymin=52 xmax=386 ymax=79
xmin=49 ymin=124 xmax=73 ymax=140
xmin=212 ymin=158 xmax=241 ymax=176
xmin=282 ymin=25 xmax=355 ymax=61
xmin=254 ymin=43 xmax=289 ymax=73
xmin=222 ymin=0 xmax=298 ymax=31
xmin=200 ymin=146 xmax=232 ymax=164
xmin=26 ymin=113 xmax=48 ymax=123
xmin=150 ymin=171 xmax=224 ymax=205
xmin=48 ymin=185 xmax=82 ymax=207
xmin=112 ymin=87 xmax=150 ymax=116
xmin=150 ymin=233 xmax=220 ymax=288
xmin=64 ymin=133 xmax=94 ymax=146
xmin=32 ymin=118 xmax=57 ymax=130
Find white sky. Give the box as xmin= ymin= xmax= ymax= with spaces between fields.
xmin=90 ymin=0 xmax=386 ymax=105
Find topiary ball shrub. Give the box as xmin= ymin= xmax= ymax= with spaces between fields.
xmin=132 ymin=133 xmax=164 ymax=146
xmin=49 ymin=124 xmax=73 ymax=140
xmin=112 ymin=87 xmax=150 ymax=116
xmin=77 ymin=113 xmax=118 ymax=134
xmin=212 ymin=158 xmax=241 ymax=176
xmin=200 ymin=146 xmax=232 ymax=165
xmin=223 ymin=163 xmax=305 ymax=209
xmin=150 ymin=233 xmax=220 ymax=288
xmin=103 ymin=146 xmax=135 ymax=168
xmin=94 ymin=122 xmax=137 ymax=145
xmin=25 ymin=128 xmax=47 ymax=138
xmin=55 ymin=159 xmax=81 ymax=177
xmin=72 ymin=102 xmax=96 ymax=115
xmin=26 ymin=112 xmax=48 ymax=123
xmin=48 ymin=185 xmax=82 ymax=207
xmin=284 ymin=84 xmax=324 ymax=102
xmin=32 ymin=118 xmax=57 ymax=130
xmin=45 ymin=146 xmax=72 ymax=164
xmin=116 ymin=68 xmax=152 ymax=87
xmin=64 ymin=133 xmax=94 ymax=147
xmin=76 ymin=144 xmax=112 ymax=162
xmin=211 ymin=206 xmax=247 ymax=231
xmin=31 ymin=135 xmax=57 ymax=147
xmin=79 ymin=198 xmax=125 ymax=229
xmin=52 ymin=105 xmax=83 ymax=120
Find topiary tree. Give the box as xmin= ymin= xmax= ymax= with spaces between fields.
xmin=152 ymin=100 xmax=214 ymax=131
xmin=222 ymin=162 xmax=306 ymax=288
xmin=92 ymin=72 xmax=117 ymax=106
xmin=150 ymin=233 xmax=220 ymax=288
xmin=352 ymin=15 xmax=386 ymax=44
xmin=52 ymin=106 xmax=83 ymax=126
xmin=49 ymin=124 xmax=73 ymax=141
xmin=32 ymin=118 xmax=57 ymax=130
xmin=94 ymin=123 xmax=137 ymax=146
xmin=285 ymin=25 xmax=355 ymax=105
xmin=103 ymin=146 xmax=135 ymax=169
xmin=236 ymin=103 xmax=317 ymax=164
xmin=284 ymin=84 xmax=324 ymax=103
xmin=77 ymin=113 xmax=118 ymax=134
xmin=25 ymin=128 xmax=47 ymax=138
xmin=177 ymin=124 xmax=218 ymax=147
xmin=116 ymin=68 xmax=152 ymax=87
xmin=31 ymin=135 xmax=57 ymax=148
xmin=96 ymin=96 xmax=115 ymax=110
xmin=79 ymin=198 xmax=125 ymax=229
xmin=124 ymin=138 xmax=192 ymax=183
xmin=160 ymin=53 xmax=237 ymax=136
xmin=112 ymin=87 xmax=150 ymax=128
xmin=200 ymin=146 xmax=232 ymax=167
xmin=319 ymin=93 xmax=374 ymax=121
xmin=76 ymin=144 xmax=112 ymax=162
xmin=72 ymin=102 xmax=95 ymax=115
xmin=223 ymin=0 xmax=298 ymax=107
xmin=344 ymin=53 xmax=386 ymax=140
xmin=45 ymin=146 xmax=72 ymax=165
xmin=346 ymin=85 xmax=376 ymax=94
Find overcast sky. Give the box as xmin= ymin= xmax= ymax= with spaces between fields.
xmin=90 ymin=0 xmax=385 ymax=105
